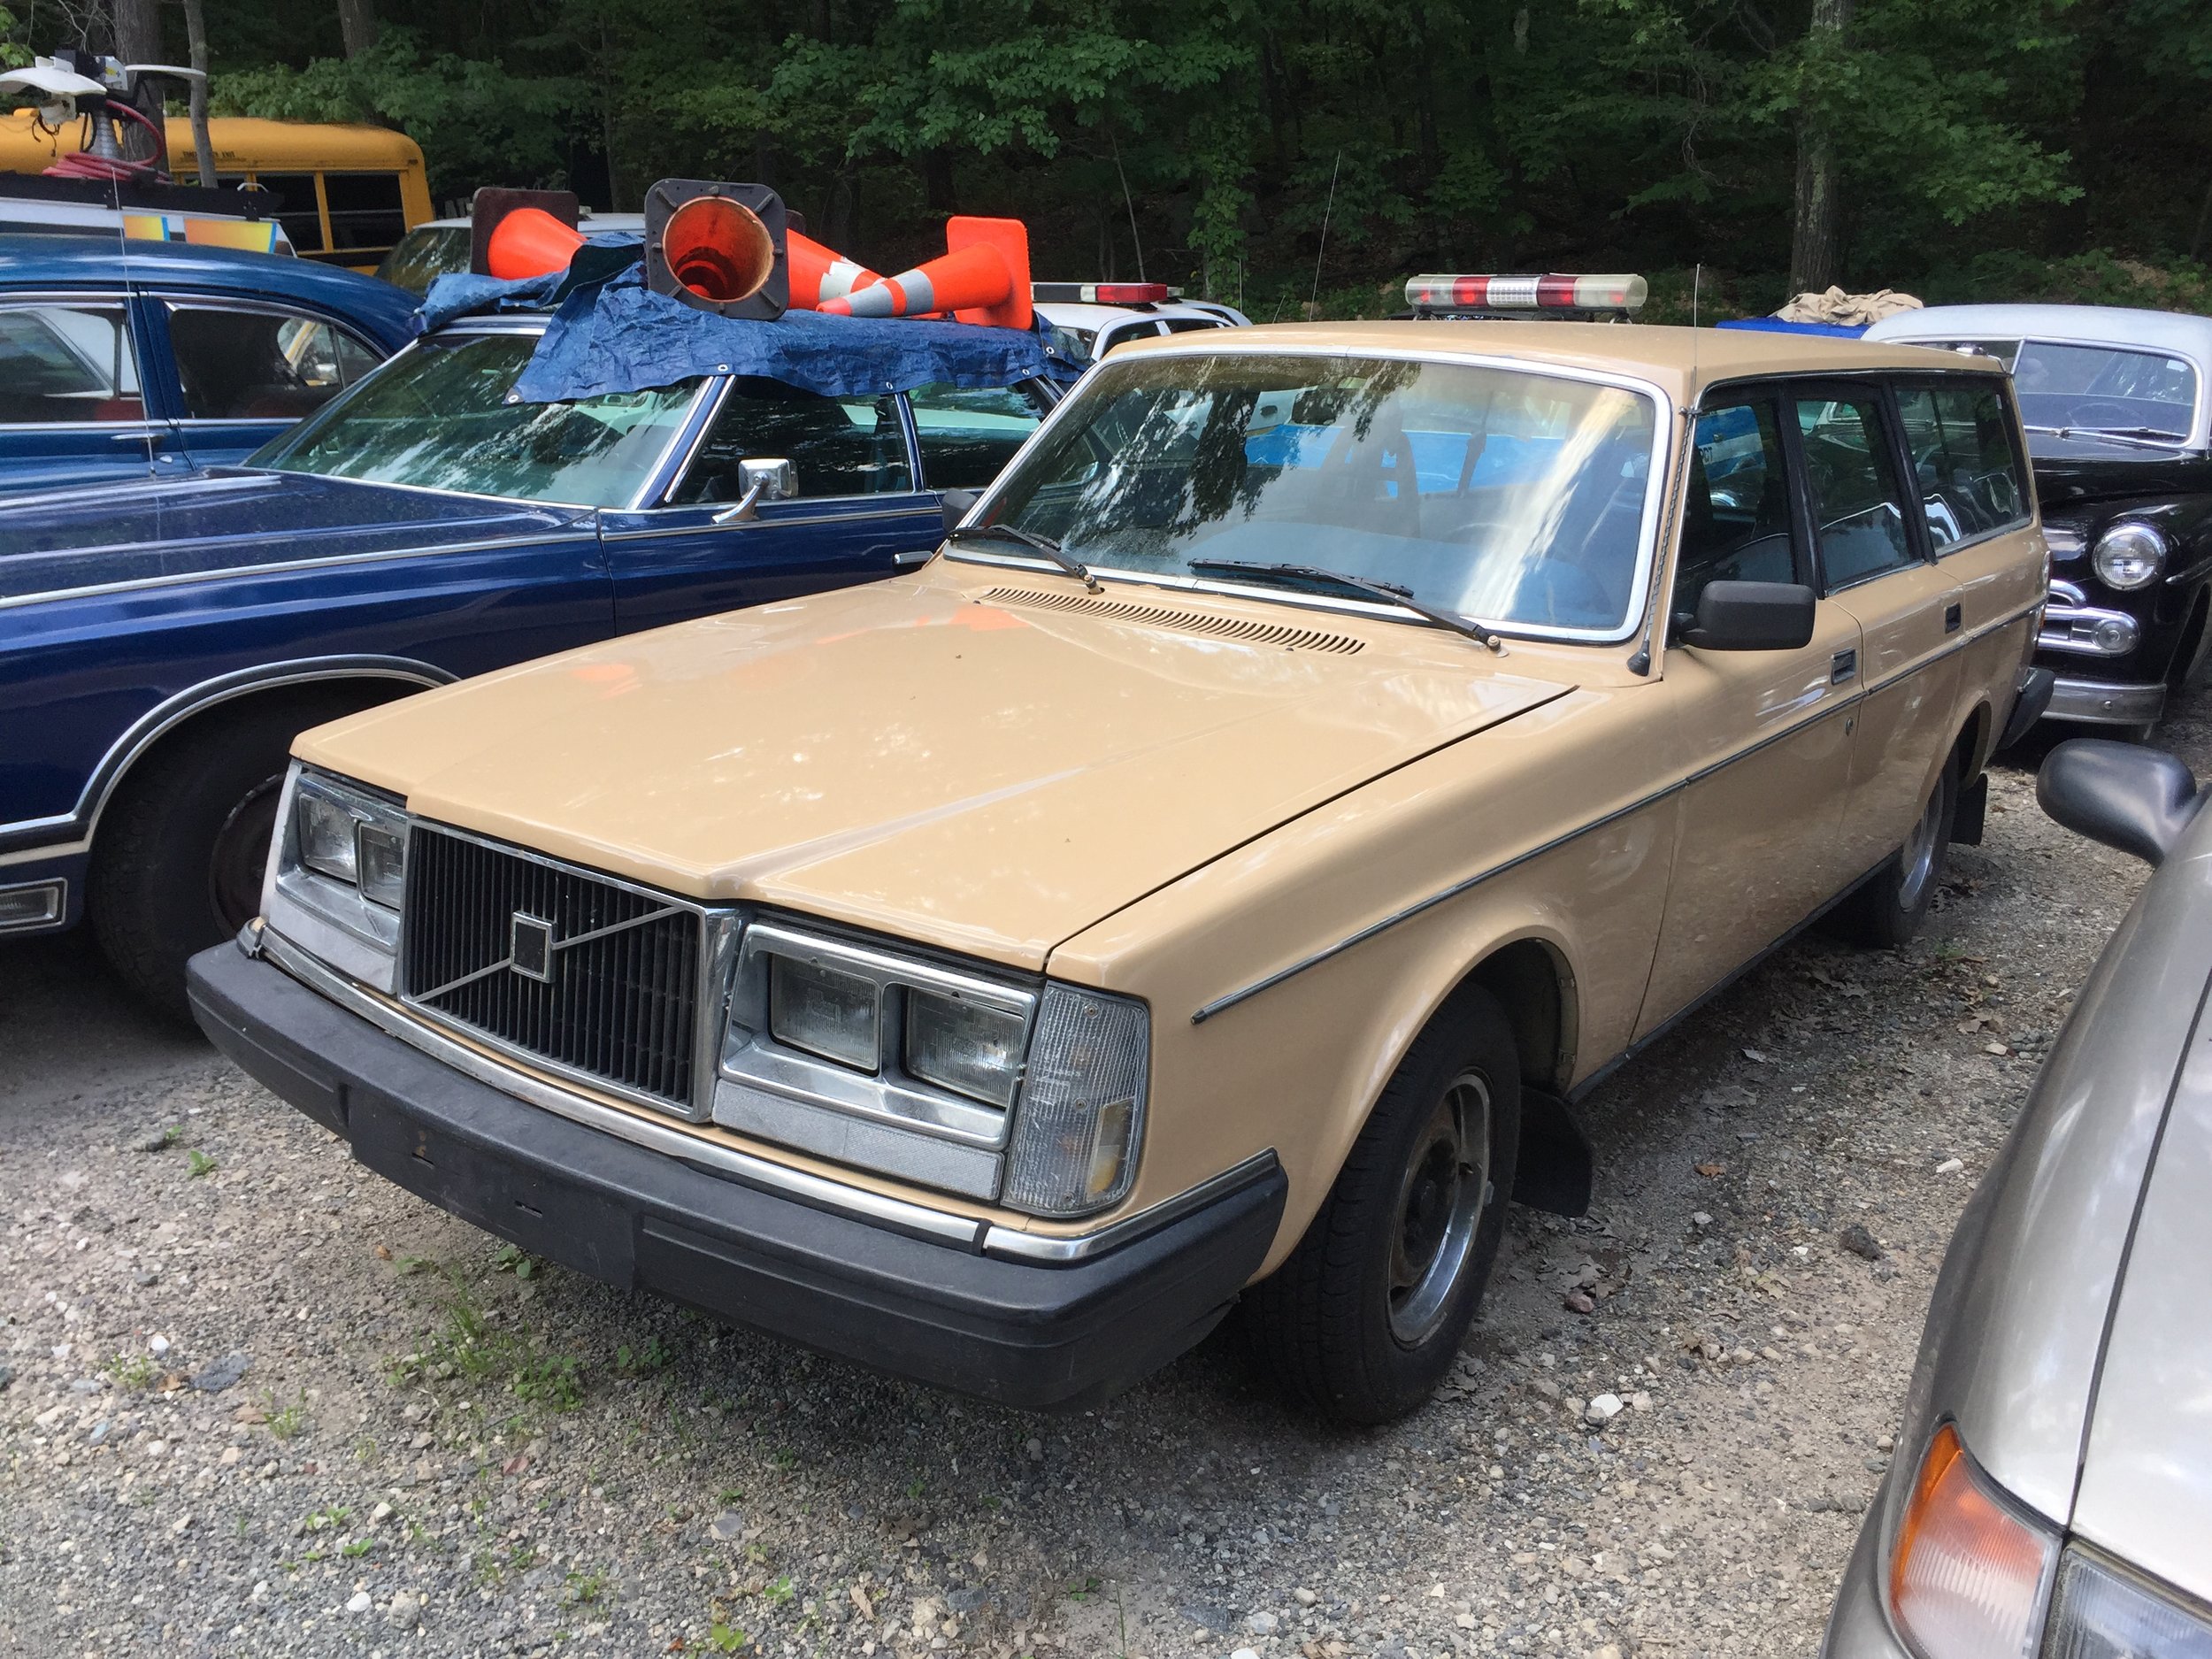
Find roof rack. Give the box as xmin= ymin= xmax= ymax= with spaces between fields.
xmin=1403 ymin=273 xmax=1647 ymax=321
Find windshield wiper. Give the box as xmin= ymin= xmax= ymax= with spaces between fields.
xmin=1186 ymin=559 xmax=1506 ymax=653
xmin=946 ymin=523 xmax=1101 ymax=592
xmin=2024 ymin=423 xmax=2185 ymax=451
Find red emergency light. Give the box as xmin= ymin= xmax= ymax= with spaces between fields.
xmin=1032 ymin=281 xmax=1175 ymax=304
xmin=1405 ymin=273 xmax=1648 ymax=315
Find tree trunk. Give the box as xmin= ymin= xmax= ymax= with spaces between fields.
xmin=112 ymin=0 xmax=162 ymax=62
xmin=181 ymin=0 xmax=215 ymax=188
xmin=339 ymin=0 xmax=380 ymax=58
xmin=1787 ymin=0 xmax=1854 ymax=295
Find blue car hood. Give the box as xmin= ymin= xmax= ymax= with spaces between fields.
xmin=0 ymin=471 xmax=591 ymax=604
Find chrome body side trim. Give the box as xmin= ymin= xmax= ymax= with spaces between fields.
xmin=0 ymin=530 xmax=589 ymax=614
xmin=258 ymin=926 xmax=990 ymax=1251
xmin=600 ymin=505 xmax=941 ymax=544
xmin=0 ymin=656 xmax=457 ymax=856
xmin=980 ymin=1152 xmax=1281 ymax=1263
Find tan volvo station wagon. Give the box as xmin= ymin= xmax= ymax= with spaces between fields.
xmin=188 ymin=322 xmax=2051 ymax=1423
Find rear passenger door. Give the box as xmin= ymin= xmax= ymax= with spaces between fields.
xmin=601 ymin=375 xmax=942 ymax=634
xmin=154 ymin=297 xmax=386 ymax=469
xmin=0 ymin=293 xmax=174 ymax=492
xmin=1639 ymin=388 xmax=1864 ymax=1036
xmin=1791 ymin=383 xmax=1966 ymax=881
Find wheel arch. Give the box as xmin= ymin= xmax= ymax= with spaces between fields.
xmin=78 ymin=657 xmax=451 ymax=849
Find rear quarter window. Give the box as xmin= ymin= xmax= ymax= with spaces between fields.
xmin=1895 ymin=377 xmax=2030 ymax=549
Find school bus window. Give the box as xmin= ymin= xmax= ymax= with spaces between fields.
xmin=323 ymin=173 xmax=407 ymax=252
xmin=251 ymin=173 xmax=325 ymax=252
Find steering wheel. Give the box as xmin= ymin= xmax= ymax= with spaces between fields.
xmin=2066 ymin=400 xmax=2139 ymax=431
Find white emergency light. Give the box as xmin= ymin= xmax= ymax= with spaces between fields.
xmin=1405 ymin=273 xmax=1648 ymax=316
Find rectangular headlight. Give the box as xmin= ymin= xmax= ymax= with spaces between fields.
xmin=1002 ymin=984 xmax=1148 ymax=1217
xmin=768 ymin=954 xmax=879 ymax=1071
xmin=2045 ymin=1548 xmax=2212 ymax=1659
xmin=905 ymin=990 xmax=1026 ymax=1108
xmin=262 ymin=765 xmax=408 ymax=989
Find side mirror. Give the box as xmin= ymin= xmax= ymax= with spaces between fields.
xmin=2038 ymin=740 xmax=2203 ymax=865
xmin=739 ymin=457 xmax=795 ymax=502
xmin=710 ymin=457 xmax=796 ymax=524
xmin=939 ymin=487 xmax=979 ymax=537
xmin=1681 ymin=580 xmax=1816 ymax=652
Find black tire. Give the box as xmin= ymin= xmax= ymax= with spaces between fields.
xmin=1829 ymin=754 xmax=1959 ymax=949
xmin=90 ymin=689 xmax=396 ymax=1022
xmin=1241 ymin=985 xmax=1522 ymax=1424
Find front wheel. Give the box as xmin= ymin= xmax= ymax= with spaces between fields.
xmin=1829 ymin=756 xmax=1958 ymax=949
xmin=1241 ymin=986 xmax=1521 ymax=1424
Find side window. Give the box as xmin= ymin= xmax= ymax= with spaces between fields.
xmin=1794 ymin=394 xmax=1916 ymax=588
xmin=249 ymin=173 xmax=325 ymax=252
xmin=323 ymin=173 xmax=409 ymax=254
xmin=168 ymin=305 xmax=379 ymax=420
xmin=907 ymin=381 xmax=1052 ymax=491
xmin=1674 ymin=397 xmax=1797 ymax=618
xmin=1160 ymin=317 xmax=1223 ymax=335
xmin=1097 ymin=319 xmax=1167 ymax=356
xmin=671 ymin=377 xmax=910 ymax=503
xmin=1896 ymin=380 xmax=2029 ymax=550
xmin=0 ymin=302 xmax=143 ymax=424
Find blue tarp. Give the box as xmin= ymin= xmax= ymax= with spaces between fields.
xmin=1714 ymin=317 xmax=1870 ymax=339
xmin=416 ymin=239 xmax=1084 ymax=403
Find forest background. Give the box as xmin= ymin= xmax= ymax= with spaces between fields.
xmin=6 ymin=0 xmax=2210 ymax=321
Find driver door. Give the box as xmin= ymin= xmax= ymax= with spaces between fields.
xmin=600 ymin=376 xmax=942 ymax=634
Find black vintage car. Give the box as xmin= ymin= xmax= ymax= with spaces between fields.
xmin=1867 ymin=305 xmax=2212 ymax=738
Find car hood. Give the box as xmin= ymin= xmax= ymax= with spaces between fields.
xmin=2070 ymin=991 xmax=2212 ymax=1605
xmin=2032 ymin=445 xmax=2212 ymax=508
xmin=298 ymin=568 xmax=1574 ymax=969
xmin=0 ymin=470 xmax=588 ymax=603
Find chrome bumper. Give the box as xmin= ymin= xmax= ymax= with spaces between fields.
xmin=2047 ymin=675 xmax=2165 ymax=726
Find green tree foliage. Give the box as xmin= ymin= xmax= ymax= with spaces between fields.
xmin=58 ymin=0 xmax=2212 ymax=311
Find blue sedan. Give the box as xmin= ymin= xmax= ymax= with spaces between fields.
xmin=0 ymin=311 xmax=1057 ymax=1013
xmin=0 ymin=236 xmax=418 ymax=495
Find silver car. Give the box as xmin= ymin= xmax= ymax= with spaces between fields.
xmin=1824 ymin=739 xmax=2212 ymax=1657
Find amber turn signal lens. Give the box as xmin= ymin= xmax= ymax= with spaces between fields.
xmin=1890 ymin=1423 xmax=2058 ymax=1659
xmin=660 ymin=196 xmax=775 ymax=304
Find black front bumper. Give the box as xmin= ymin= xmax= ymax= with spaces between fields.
xmin=187 ymin=942 xmax=1286 ymax=1410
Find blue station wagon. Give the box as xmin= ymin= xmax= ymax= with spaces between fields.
xmin=0 ymin=309 xmax=1060 ymax=1013
xmin=0 ymin=236 xmax=419 ymax=495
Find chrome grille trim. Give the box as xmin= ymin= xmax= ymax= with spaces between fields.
xmin=398 ymin=824 xmax=727 ymax=1119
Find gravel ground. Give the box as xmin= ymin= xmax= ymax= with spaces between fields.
xmin=5 ymin=694 xmax=2205 ymax=1659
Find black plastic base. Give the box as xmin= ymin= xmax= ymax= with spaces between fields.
xmin=188 ymin=943 xmax=1286 ymax=1411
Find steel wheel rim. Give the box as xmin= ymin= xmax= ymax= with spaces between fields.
xmin=209 ymin=778 xmax=282 ymax=934
xmin=1897 ymin=785 xmax=1943 ymax=910
xmin=1387 ymin=1071 xmax=1492 ymax=1347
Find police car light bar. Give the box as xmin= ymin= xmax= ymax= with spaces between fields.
xmin=1032 ymin=281 xmax=1176 ymax=304
xmin=1405 ymin=273 xmax=1648 ymax=314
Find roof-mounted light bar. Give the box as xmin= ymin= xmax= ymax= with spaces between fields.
xmin=1405 ymin=273 xmax=1647 ymax=317
xmin=1032 ymin=281 xmax=1178 ymax=304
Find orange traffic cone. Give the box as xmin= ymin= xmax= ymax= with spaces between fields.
xmin=788 ymin=231 xmax=882 ymax=310
xmin=817 ymin=217 xmax=1032 ymax=329
xmin=486 ymin=207 xmax=588 ymax=280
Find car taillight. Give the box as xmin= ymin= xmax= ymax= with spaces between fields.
xmin=1890 ymin=1424 xmax=2059 ymax=1659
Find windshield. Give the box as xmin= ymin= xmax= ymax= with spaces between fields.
xmin=976 ymin=351 xmax=1660 ymax=636
xmin=252 ymin=332 xmax=703 ymax=506
xmin=1945 ymin=338 xmax=2198 ymax=441
xmin=374 ymin=226 xmax=470 ymax=297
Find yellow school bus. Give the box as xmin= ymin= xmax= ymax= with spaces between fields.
xmin=0 ymin=115 xmax=433 ymax=271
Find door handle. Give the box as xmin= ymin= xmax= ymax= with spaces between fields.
xmin=1944 ymin=601 xmax=1962 ymax=634
xmin=1831 ymin=648 xmax=1858 ymax=684
xmin=110 ymin=429 xmax=152 ymax=444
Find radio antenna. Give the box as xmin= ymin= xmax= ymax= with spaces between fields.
xmin=1310 ymin=150 xmax=1342 ymax=317
xmin=1692 ymin=262 xmax=1702 ymax=329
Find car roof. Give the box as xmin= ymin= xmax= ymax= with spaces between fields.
xmin=0 ymin=234 xmax=418 ymax=342
xmin=1110 ymin=319 xmax=1999 ymax=399
xmin=1865 ymin=303 xmax=2212 ymax=362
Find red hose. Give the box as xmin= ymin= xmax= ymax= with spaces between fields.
xmin=43 ymin=99 xmax=168 ymax=184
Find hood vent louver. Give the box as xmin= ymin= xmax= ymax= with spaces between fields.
xmin=981 ymin=587 xmax=1365 ymax=655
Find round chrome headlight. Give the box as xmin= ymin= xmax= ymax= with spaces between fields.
xmin=2093 ymin=521 xmax=2167 ymax=590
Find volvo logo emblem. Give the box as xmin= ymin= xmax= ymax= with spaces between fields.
xmin=510 ymin=913 xmax=556 ymax=982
